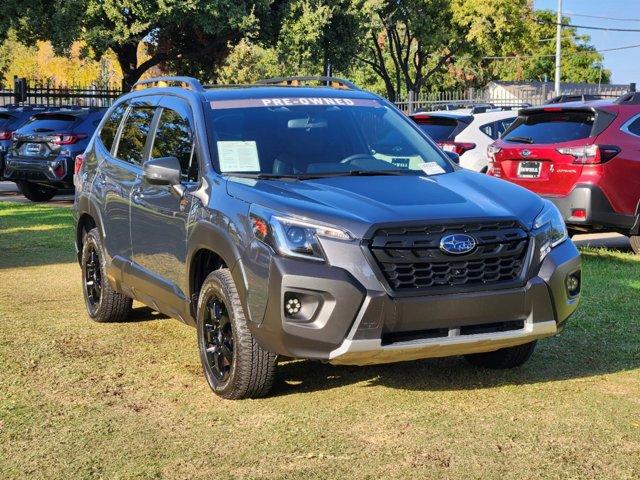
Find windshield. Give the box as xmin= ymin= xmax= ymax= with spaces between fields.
xmin=206 ymin=97 xmax=452 ymax=177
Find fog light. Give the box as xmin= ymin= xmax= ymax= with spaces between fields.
xmin=566 ymin=271 xmax=581 ymax=297
xmin=285 ymin=297 xmax=302 ymax=315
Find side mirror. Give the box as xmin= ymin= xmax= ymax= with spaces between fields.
xmin=444 ymin=150 xmax=460 ymax=164
xmin=143 ymin=156 xmax=181 ymax=186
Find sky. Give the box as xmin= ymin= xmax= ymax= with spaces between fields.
xmin=534 ymin=0 xmax=640 ymax=85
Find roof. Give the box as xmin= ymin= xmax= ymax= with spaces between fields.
xmin=203 ymin=86 xmax=378 ymax=102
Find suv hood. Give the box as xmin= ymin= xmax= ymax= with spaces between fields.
xmin=227 ymin=170 xmax=544 ymax=239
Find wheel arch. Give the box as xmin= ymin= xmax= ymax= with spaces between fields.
xmin=74 ymin=195 xmax=107 ymax=264
xmin=187 ymin=222 xmax=248 ymax=321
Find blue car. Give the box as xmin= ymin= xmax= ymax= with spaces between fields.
xmin=4 ymin=106 xmax=106 ymax=201
xmin=0 ymin=105 xmax=54 ymax=180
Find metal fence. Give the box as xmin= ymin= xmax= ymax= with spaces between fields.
xmin=394 ymin=83 xmax=634 ymax=113
xmin=0 ymin=78 xmax=122 ymax=108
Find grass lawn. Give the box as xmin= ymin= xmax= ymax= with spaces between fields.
xmin=0 ymin=201 xmax=638 ymax=479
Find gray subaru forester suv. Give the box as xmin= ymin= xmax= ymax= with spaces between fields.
xmin=73 ymin=76 xmax=581 ymax=399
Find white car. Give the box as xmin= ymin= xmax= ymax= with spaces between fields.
xmin=410 ymin=109 xmax=517 ymax=172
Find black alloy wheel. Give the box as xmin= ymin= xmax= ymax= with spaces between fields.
xmin=84 ymin=243 xmax=102 ymax=311
xmin=201 ymin=297 xmax=234 ymax=383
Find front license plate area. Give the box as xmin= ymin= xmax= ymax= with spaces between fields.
xmin=517 ymin=161 xmax=541 ymax=178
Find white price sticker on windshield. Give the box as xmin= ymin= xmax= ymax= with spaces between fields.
xmin=217 ymin=141 xmax=260 ymax=172
xmin=418 ymin=162 xmax=445 ymax=176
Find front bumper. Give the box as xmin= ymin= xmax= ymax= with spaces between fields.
xmin=244 ymin=236 xmax=581 ymax=365
xmin=545 ymin=184 xmax=637 ymax=234
xmin=3 ymin=155 xmax=74 ymax=187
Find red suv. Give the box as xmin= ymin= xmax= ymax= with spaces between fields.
xmin=488 ymin=93 xmax=640 ymax=253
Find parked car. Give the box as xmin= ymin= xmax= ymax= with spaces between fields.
xmin=4 ymin=107 xmax=106 ymax=201
xmin=0 ymin=105 xmax=52 ymax=179
xmin=488 ymin=93 xmax=640 ymax=254
xmin=410 ymin=109 xmax=517 ymax=172
xmin=74 ymin=76 xmax=581 ymax=399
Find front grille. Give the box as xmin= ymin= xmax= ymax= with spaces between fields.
xmin=369 ymin=221 xmax=530 ymax=293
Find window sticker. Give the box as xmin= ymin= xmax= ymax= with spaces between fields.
xmin=418 ymin=162 xmax=446 ymax=176
xmin=210 ymin=98 xmax=381 ymax=109
xmin=217 ymin=141 xmax=260 ymax=172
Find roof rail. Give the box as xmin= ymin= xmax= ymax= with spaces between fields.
xmin=256 ymin=76 xmax=359 ymax=90
xmin=133 ymin=76 xmax=205 ymax=92
xmin=615 ymin=91 xmax=640 ymax=105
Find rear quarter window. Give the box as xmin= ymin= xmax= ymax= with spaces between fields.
xmin=503 ymin=111 xmax=594 ymax=144
xmin=625 ymin=116 xmax=640 ymax=136
xmin=99 ymin=105 xmax=127 ymax=152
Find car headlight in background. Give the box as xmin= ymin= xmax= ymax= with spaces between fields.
xmin=249 ymin=205 xmax=352 ymax=261
xmin=533 ymin=200 xmax=568 ymax=260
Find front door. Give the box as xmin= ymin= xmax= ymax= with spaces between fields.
xmin=130 ymin=96 xmax=200 ymax=320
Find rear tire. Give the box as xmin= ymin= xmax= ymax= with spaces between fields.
xmin=81 ymin=227 xmax=132 ymax=322
xmin=197 ymin=269 xmax=277 ymax=399
xmin=630 ymin=235 xmax=640 ymax=255
xmin=464 ymin=341 xmax=537 ymax=369
xmin=16 ymin=180 xmax=57 ymax=202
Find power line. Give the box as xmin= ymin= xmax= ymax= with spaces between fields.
xmin=538 ymin=19 xmax=640 ymax=32
xmin=565 ymin=12 xmax=640 ymax=22
xmin=483 ymin=43 xmax=640 ymax=60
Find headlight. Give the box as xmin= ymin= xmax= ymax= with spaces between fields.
xmin=249 ymin=205 xmax=352 ymax=261
xmin=533 ymin=200 xmax=568 ymax=260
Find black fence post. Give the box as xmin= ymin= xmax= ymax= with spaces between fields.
xmin=13 ymin=76 xmax=27 ymax=104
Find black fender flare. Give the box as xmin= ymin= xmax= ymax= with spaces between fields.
xmin=186 ymin=220 xmax=250 ymax=320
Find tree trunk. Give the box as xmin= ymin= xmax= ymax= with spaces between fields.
xmin=113 ymin=43 xmax=143 ymax=92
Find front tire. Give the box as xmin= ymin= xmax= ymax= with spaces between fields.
xmin=630 ymin=235 xmax=640 ymax=255
xmin=81 ymin=227 xmax=132 ymax=322
xmin=464 ymin=341 xmax=537 ymax=369
xmin=197 ymin=269 xmax=277 ymax=399
xmin=16 ymin=181 xmax=57 ymax=202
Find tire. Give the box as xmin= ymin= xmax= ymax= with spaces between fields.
xmin=197 ymin=269 xmax=277 ymax=399
xmin=16 ymin=180 xmax=57 ymax=202
xmin=464 ymin=341 xmax=537 ymax=369
xmin=630 ymin=235 xmax=640 ymax=255
xmin=81 ymin=227 xmax=132 ymax=322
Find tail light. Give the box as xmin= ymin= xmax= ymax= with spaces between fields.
xmin=486 ymin=144 xmax=502 ymax=176
xmin=0 ymin=131 xmax=12 ymax=141
xmin=556 ymin=144 xmax=620 ymax=164
xmin=49 ymin=133 xmax=88 ymax=145
xmin=74 ymin=154 xmax=85 ymax=175
xmin=438 ymin=141 xmax=476 ymax=155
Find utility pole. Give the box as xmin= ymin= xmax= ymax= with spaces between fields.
xmin=555 ymin=0 xmax=562 ymax=95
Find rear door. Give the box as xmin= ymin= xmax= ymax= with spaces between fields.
xmin=497 ymin=109 xmax=599 ymax=196
xmin=130 ymin=96 xmax=199 ymax=319
xmin=95 ymin=99 xmax=157 ymax=268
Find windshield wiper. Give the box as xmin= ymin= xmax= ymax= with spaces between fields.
xmin=225 ymin=172 xmax=300 ymax=180
xmin=505 ymin=135 xmax=534 ymax=144
xmin=314 ymin=169 xmax=413 ymax=178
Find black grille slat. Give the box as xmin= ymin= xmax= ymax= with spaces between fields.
xmin=369 ymin=221 xmax=529 ymax=292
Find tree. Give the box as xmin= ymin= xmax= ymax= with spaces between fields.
xmin=354 ymin=0 xmax=531 ymax=101
xmin=2 ymin=0 xmax=272 ymax=91
xmin=491 ymin=10 xmax=610 ymax=84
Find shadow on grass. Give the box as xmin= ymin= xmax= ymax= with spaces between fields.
xmin=123 ymin=306 xmax=170 ymax=323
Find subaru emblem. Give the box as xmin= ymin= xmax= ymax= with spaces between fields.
xmin=521 ymin=149 xmax=532 ymax=157
xmin=439 ymin=234 xmax=477 ymax=255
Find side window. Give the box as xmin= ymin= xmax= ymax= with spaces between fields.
xmin=99 ymin=104 xmax=126 ymax=152
xmin=151 ymin=108 xmax=198 ymax=182
xmin=626 ymin=116 xmax=640 ymax=136
xmin=480 ymin=122 xmax=496 ymax=139
xmin=115 ymin=106 xmax=155 ymax=165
